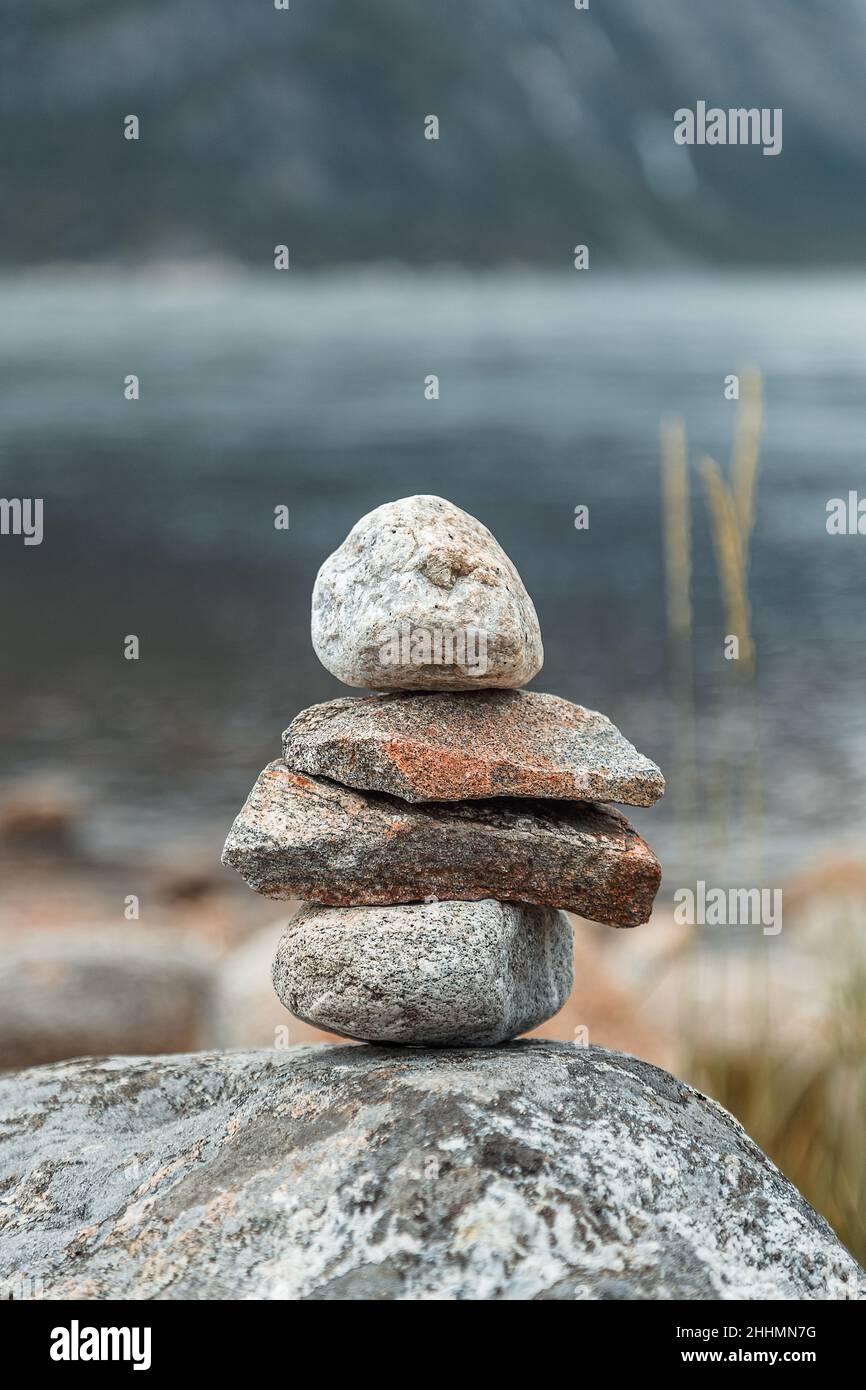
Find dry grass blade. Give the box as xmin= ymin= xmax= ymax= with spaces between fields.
xmin=661 ymin=416 xmax=692 ymax=638
xmin=732 ymin=368 xmax=763 ymax=548
xmin=699 ymin=455 xmax=754 ymax=673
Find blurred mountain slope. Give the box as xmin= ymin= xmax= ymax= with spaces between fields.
xmin=1 ymin=0 xmax=865 ymax=266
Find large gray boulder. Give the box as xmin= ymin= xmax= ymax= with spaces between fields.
xmin=0 ymin=1042 xmax=862 ymax=1301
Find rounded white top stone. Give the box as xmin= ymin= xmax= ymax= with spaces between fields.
xmin=311 ymin=495 xmax=543 ymax=690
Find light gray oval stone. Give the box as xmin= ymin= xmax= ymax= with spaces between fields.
xmin=2 ymin=1043 xmax=863 ymax=1301
xmin=272 ymin=899 xmax=573 ymax=1045
xmin=311 ymin=495 xmax=543 ymax=689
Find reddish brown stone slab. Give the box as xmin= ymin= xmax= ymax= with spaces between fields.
xmin=282 ymin=690 xmax=664 ymax=806
xmin=221 ymin=762 xmax=661 ymax=928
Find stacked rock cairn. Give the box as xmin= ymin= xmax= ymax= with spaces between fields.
xmin=223 ymin=495 xmax=665 ymax=1046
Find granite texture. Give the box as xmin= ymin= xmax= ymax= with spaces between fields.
xmin=1 ymin=1042 xmax=862 ymax=1301
xmin=311 ymin=495 xmax=543 ymax=689
xmin=283 ymin=689 xmax=665 ymax=805
xmin=222 ymin=762 xmax=662 ymax=927
xmin=272 ymin=899 xmax=574 ymax=1045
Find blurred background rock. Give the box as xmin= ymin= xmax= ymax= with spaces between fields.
xmin=1 ymin=0 xmax=864 ymax=1262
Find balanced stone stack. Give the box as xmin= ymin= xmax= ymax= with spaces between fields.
xmin=222 ymin=495 xmax=664 ymax=1046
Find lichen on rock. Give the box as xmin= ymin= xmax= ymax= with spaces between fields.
xmin=1 ymin=1042 xmax=862 ymax=1301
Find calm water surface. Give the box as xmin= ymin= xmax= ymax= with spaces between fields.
xmin=1 ymin=269 xmax=864 ymax=885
